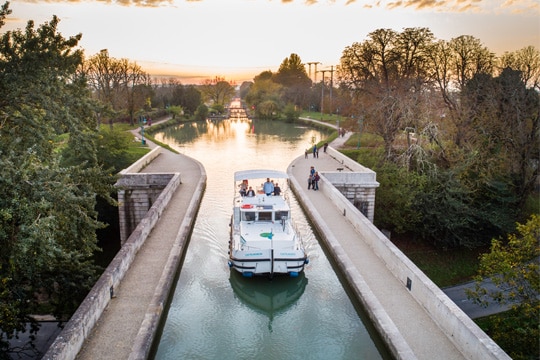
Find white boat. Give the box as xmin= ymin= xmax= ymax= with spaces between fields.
xmin=228 ymin=169 xmax=309 ymax=278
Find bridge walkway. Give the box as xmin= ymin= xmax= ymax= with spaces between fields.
xmin=75 ymin=139 xmax=206 ymax=360
xmin=288 ymin=136 xmax=466 ymax=360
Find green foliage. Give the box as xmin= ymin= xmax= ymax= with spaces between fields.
xmin=0 ymin=3 xmax=115 ymax=344
xmin=343 ymin=148 xmax=424 ymax=234
xmin=167 ymin=105 xmax=184 ymax=119
xmin=257 ymin=100 xmax=280 ymax=120
xmin=94 ymin=127 xmax=148 ymax=173
xmin=194 ymin=104 xmax=209 ymax=121
xmin=282 ymin=103 xmax=300 ymax=122
xmin=413 ymin=169 xmax=492 ymax=248
xmin=475 ymin=307 xmax=539 ymax=360
xmin=394 ymin=237 xmax=483 ymax=287
xmin=469 ymin=215 xmax=540 ymax=359
xmin=245 ymin=77 xmax=283 ymax=116
xmin=273 ymin=53 xmax=312 ymax=108
xmin=373 ymin=160 xmax=426 ymax=234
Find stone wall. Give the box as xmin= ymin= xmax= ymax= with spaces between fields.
xmin=116 ymin=173 xmax=178 ymax=244
xmin=322 ymin=148 xmax=379 ymax=222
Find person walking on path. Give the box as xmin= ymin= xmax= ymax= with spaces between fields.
xmin=312 ymin=171 xmax=320 ymax=190
xmin=313 ymin=144 xmax=317 ymax=158
xmin=307 ymin=166 xmax=316 ymax=190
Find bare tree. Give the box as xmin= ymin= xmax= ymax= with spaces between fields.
xmin=498 ymin=45 xmax=540 ymax=91
xmin=83 ymin=49 xmax=150 ymax=127
xmin=199 ymin=76 xmax=235 ymax=107
xmin=339 ymin=28 xmax=435 ymax=157
xmin=428 ymin=35 xmax=495 ymax=147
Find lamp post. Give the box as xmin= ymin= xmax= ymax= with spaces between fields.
xmin=357 ymin=116 xmax=364 ymax=149
xmin=336 ymin=108 xmax=340 ymax=135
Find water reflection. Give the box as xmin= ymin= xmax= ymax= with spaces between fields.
xmin=229 ymin=271 xmax=308 ymax=318
xmin=151 ymin=119 xmax=388 ymax=360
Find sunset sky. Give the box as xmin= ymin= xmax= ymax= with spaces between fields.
xmin=3 ymin=0 xmax=539 ymax=84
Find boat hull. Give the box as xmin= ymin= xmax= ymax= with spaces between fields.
xmin=228 ymin=248 xmax=307 ymax=277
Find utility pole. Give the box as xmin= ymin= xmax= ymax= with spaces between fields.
xmin=307 ymin=62 xmax=322 ymax=83
xmin=317 ymin=70 xmax=329 ymax=120
xmin=328 ymin=65 xmax=335 ymax=115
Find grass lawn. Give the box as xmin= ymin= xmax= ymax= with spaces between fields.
xmin=390 ymin=234 xmax=485 ymax=287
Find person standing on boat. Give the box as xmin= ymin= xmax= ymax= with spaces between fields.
xmin=273 ymin=183 xmax=281 ymax=196
xmin=263 ymin=178 xmax=274 ymax=196
xmin=239 ymin=179 xmax=248 ymax=196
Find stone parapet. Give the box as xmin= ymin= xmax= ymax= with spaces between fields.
xmin=116 ymin=173 xmax=180 ymax=244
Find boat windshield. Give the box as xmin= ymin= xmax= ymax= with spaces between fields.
xmin=242 ymin=212 xmax=256 ymax=221
xmin=258 ymin=212 xmax=272 ymax=221
xmin=276 ymin=211 xmax=289 ymax=220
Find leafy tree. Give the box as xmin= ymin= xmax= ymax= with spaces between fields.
xmin=199 ymin=76 xmax=235 ymax=107
xmin=468 ymin=215 xmax=539 ymax=359
xmin=0 ymin=2 xmax=114 ymax=350
xmin=194 ymin=103 xmax=208 ymax=121
xmin=257 ymin=100 xmax=280 ymax=120
xmin=245 ymin=73 xmax=283 ymax=117
xmin=181 ymin=85 xmax=202 ymax=115
xmin=273 ymin=53 xmax=312 ymax=108
xmin=282 ymin=103 xmax=300 ymax=123
xmin=167 ymin=105 xmax=184 ymax=119
xmin=413 ymin=168 xmax=517 ymax=248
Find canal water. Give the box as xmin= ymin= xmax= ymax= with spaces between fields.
xmin=150 ymin=118 xmax=390 ymax=359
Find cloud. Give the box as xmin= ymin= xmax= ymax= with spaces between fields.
xmin=19 ymin=0 xmax=177 ymax=8
xmin=14 ymin=0 xmax=540 ymax=13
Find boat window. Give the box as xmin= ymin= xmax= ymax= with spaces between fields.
xmin=242 ymin=212 xmax=256 ymax=221
xmin=275 ymin=211 xmax=289 ymax=220
xmin=258 ymin=212 xmax=272 ymax=221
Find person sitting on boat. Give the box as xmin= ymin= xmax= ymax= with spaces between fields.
xmin=273 ymin=183 xmax=281 ymax=196
xmin=246 ymin=186 xmax=255 ymax=197
xmin=263 ymin=178 xmax=274 ymax=196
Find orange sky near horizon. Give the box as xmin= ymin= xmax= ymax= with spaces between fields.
xmin=3 ymin=0 xmax=539 ymax=84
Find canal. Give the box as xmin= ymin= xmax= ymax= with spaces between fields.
xmin=150 ymin=118 xmax=391 ymax=359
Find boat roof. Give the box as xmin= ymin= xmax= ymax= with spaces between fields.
xmin=234 ymin=169 xmax=289 ymax=182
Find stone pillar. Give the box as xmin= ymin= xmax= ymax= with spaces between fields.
xmin=323 ymin=171 xmax=379 ymax=223
xmin=115 ymin=173 xmax=175 ymax=244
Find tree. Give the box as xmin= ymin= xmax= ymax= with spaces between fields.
xmin=245 ymin=73 xmax=283 ymax=116
xmin=428 ymin=35 xmax=495 ymax=147
xmin=339 ymin=28 xmax=435 ymax=157
xmin=194 ymin=103 xmax=208 ymax=121
xmin=120 ymin=59 xmax=152 ymax=126
xmin=199 ymin=76 xmax=235 ymax=107
xmin=273 ymin=53 xmax=312 ymax=107
xmin=461 ymin=68 xmax=539 ymax=210
xmin=83 ymin=49 xmax=151 ymax=126
xmin=468 ymin=215 xmax=539 ymax=359
xmin=0 ymin=3 xmax=114 ymax=350
xmin=498 ymin=46 xmax=540 ymax=91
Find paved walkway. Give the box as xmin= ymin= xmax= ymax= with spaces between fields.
xmin=72 ymin=118 xmax=496 ymax=359
xmin=76 ymin=126 xmax=206 ymax=360
xmin=288 ymin=134 xmax=467 ymax=360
